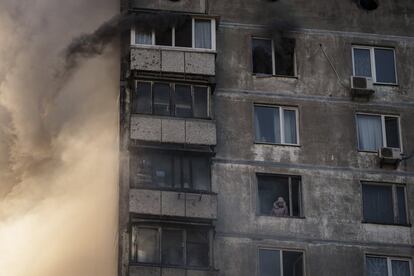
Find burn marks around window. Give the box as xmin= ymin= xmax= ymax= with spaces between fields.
xmin=356 ymin=0 xmax=379 ymax=11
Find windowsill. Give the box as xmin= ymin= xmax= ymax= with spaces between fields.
xmin=129 ymin=262 xmax=218 ymax=271
xmin=130 ymin=186 xmax=217 ymax=195
xmin=357 ymin=149 xmax=403 ymax=154
xmin=131 ymin=113 xmax=213 ymax=121
xmin=253 ymin=73 xmax=298 ymax=79
xmin=362 ymin=221 xmax=411 ymax=227
xmin=255 ymin=142 xmax=301 ymax=147
xmin=131 ymin=44 xmax=217 ymax=54
xmin=258 ymin=215 xmax=306 ymax=220
xmin=373 ymin=82 xmax=399 ymax=87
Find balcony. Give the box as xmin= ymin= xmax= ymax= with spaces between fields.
xmin=130 ymin=46 xmax=215 ymax=76
xmin=129 ymin=0 xmax=207 ymax=13
xmin=129 ymin=189 xmax=218 ymax=220
xmin=130 ymin=114 xmax=217 ymax=146
xmin=130 ymin=266 xmax=217 ymax=276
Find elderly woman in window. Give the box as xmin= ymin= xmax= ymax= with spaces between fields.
xmin=272 ymin=197 xmax=288 ymax=216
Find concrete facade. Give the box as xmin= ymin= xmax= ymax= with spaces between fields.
xmin=119 ymin=1 xmax=414 ymax=276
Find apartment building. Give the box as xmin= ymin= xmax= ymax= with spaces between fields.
xmin=118 ymin=1 xmax=414 ymax=275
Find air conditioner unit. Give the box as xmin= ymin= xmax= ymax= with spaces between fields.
xmin=350 ymin=76 xmax=375 ymax=100
xmin=378 ymin=147 xmax=402 ymax=168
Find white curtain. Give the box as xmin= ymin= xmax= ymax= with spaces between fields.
xmin=357 ymin=115 xmax=382 ymax=151
xmin=283 ymin=110 xmax=297 ymax=144
xmin=195 ymin=20 xmax=211 ymax=49
xmin=254 ymin=106 xmax=280 ymax=143
xmin=366 ymin=257 xmax=388 ymax=276
xmin=135 ymin=30 xmax=152 ymax=45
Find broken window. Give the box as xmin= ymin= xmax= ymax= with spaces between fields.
xmin=130 ymin=151 xmax=211 ymax=191
xmin=132 ymin=81 xmax=210 ymax=119
xmin=252 ymin=37 xmax=296 ymax=76
xmin=259 ymin=248 xmax=304 ymax=276
xmin=356 ymin=113 xmax=401 ymax=152
xmin=366 ymin=256 xmax=411 ymax=276
xmin=254 ymin=105 xmax=299 ymax=145
xmin=257 ymin=174 xmax=302 ymax=217
xmin=362 ymin=182 xmax=408 ymax=225
xmin=353 ymin=46 xmax=397 ymax=84
xmin=132 ymin=17 xmax=215 ymax=50
xmin=131 ymin=225 xmax=211 ymax=268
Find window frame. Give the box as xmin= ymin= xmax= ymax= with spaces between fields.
xmin=251 ymin=37 xmax=297 ymax=77
xmin=364 ymin=254 xmax=413 ymax=276
xmin=254 ymin=104 xmax=300 ymax=146
xmin=132 ymin=80 xmax=211 ymax=119
xmin=361 ymin=181 xmax=410 ymax=226
xmin=131 ymin=17 xmax=216 ymax=51
xmin=256 ymin=173 xmax=304 ymax=218
xmin=352 ymin=45 xmax=398 ymax=85
xmin=130 ymin=224 xmax=213 ymax=269
xmin=257 ymin=247 xmax=306 ymax=276
xmin=355 ymin=112 xmax=403 ymax=153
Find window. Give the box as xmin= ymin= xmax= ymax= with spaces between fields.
xmin=132 ymin=81 xmax=210 ymax=119
xmin=352 ymin=46 xmax=397 ymax=84
xmin=132 ymin=17 xmax=216 ymax=50
xmin=252 ymin=37 xmax=296 ymax=77
xmin=254 ymin=105 xmax=299 ymax=145
xmin=362 ymin=182 xmax=408 ymax=225
xmin=259 ymin=248 xmax=304 ymax=276
xmin=130 ymin=151 xmax=211 ymax=191
xmin=131 ymin=225 xmax=211 ymax=268
xmin=366 ymin=256 xmax=412 ymax=276
xmin=356 ymin=113 xmax=401 ymax=152
xmin=257 ymin=174 xmax=302 ymax=217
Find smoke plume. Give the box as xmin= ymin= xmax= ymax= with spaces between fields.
xmin=0 ymin=0 xmax=120 ymax=275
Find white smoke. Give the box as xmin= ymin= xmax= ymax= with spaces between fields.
xmin=0 ymin=0 xmax=119 ymax=275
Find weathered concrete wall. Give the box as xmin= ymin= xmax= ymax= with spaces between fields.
xmin=130 ymin=0 xmax=206 ymax=14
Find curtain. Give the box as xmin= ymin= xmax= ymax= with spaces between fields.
xmin=254 ymin=106 xmax=280 ymax=143
xmin=284 ymin=110 xmax=297 ymax=144
xmin=135 ymin=30 xmax=152 ymax=45
xmin=366 ymin=257 xmax=388 ymax=276
xmin=357 ymin=114 xmax=383 ymax=151
xmin=195 ymin=19 xmax=211 ymax=49
xmin=354 ymin=48 xmax=372 ymax=77
xmin=392 ymin=260 xmax=411 ymax=276
xmin=362 ymin=184 xmax=394 ymax=224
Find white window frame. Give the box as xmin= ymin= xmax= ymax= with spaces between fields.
xmin=252 ymin=37 xmax=297 ymax=77
xmin=131 ymin=17 xmax=216 ymax=51
xmin=355 ymin=112 xmax=403 ymax=152
xmin=258 ymin=247 xmax=306 ymax=276
xmin=352 ymin=45 xmax=398 ymax=85
xmin=254 ymin=104 xmax=300 ymax=146
xmin=365 ymin=255 xmax=412 ymax=276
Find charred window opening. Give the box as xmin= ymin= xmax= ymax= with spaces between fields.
xmin=252 ymin=37 xmax=296 ymax=77
xmin=358 ymin=0 xmax=378 ymax=11
xmin=130 ymin=151 xmax=211 ymax=192
xmin=132 ymin=81 xmax=210 ymax=119
xmin=155 ymin=28 xmax=173 ymax=46
xmin=259 ymin=249 xmax=304 ymax=276
xmin=257 ymin=174 xmax=302 ymax=217
xmin=131 ymin=225 xmax=211 ymax=269
xmin=175 ymin=17 xmax=192 ymax=47
xmin=362 ymin=182 xmax=408 ymax=225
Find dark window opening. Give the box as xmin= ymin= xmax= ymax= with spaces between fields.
xmin=257 ymin=175 xmax=302 ymax=217
xmin=252 ymin=38 xmax=273 ymax=75
xmin=174 ymin=84 xmax=192 ymax=117
xmin=385 ymin=116 xmax=400 ymax=148
xmin=175 ymin=17 xmax=192 ymax=47
xmin=155 ymin=28 xmax=172 ymax=46
xmin=153 ymin=83 xmax=171 ymax=116
xmin=130 ymin=152 xmax=211 ymax=192
xmin=259 ymin=249 xmax=304 ymax=276
xmin=162 ymin=229 xmax=184 ymax=266
xmin=133 ymin=82 xmax=152 ymax=114
xmin=362 ymin=183 xmax=408 ymax=225
xmin=275 ymin=38 xmax=295 ymax=76
xmin=359 ymin=0 xmax=378 ymax=11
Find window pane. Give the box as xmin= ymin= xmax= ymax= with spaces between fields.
xmin=283 ymin=251 xmax=304 ymax=276
xmin=354 ymin=48 xmax=372 ymax=77
xmin=136 ymin=228 xmax=159 ymax=263
xmin=175 ymin=17 xmax=192 ymax=47
xmin=385 ymin=116 xmax=400 ymax=148
xmin=258 ymin=175 xmax=290 ymax=216
xmin=153 ymin=154 xmax=172 ymax=188
xmin=153 ymin=83 xmax=171 ymax=115
xmin=357 ymin=114 xmax=383 ymax=151
xmin=193 ymin=86 xmax=208 ymax=118
xmin=255 ymin=106 xmax=280 ymax=143
xmin=252 ymin=39 xmax=273 ymax=75
xmin=182 ymin=157 xmax=191 ymax=189
xmin=133 ymin=82 xmax=151 ymax=114
xmin=291 ymin=178 xmax=301 ymax=217
xmin=130 ymin=155 xmax=156 ymax=188
xmin=162 ymin=229 xmax=184 ymax=265
xmin=173 ymin=156 xmax=181 ymax=189
xmin=392 ymin=260 xmax=411 ymax=276
xmin=275 ymin=38 xmax=295 ymax=76
xmin=191 ymin=156 xmax=210 ymax=191
xmin=174 ymin=84 xmax=192 ymax=117
xmin=375 ymin=48 xmax=396 ymax=83
xmin=186 ymin=230 xmax=209 ymax=267
xmin=155 ymin=28 xmax=172 ymax=46
xmin=259 ymin=249 xmax=281 ymax=276
xmin=397 ymin=186 xmax=408 ymax=225
xmin=135 ymin=30 xmax=152 ymax=45
xmin=362 ymin=184 xmax=394 ymax=224
xmin=195 ymin=19 xmax=212 ymax=49
xmin=366 ymin=257 xmax=388 ymax=276
xmin=283 ymin=109 xmax=297 ymax=144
